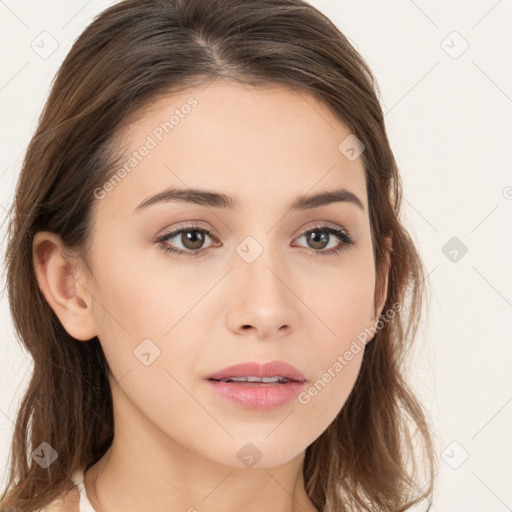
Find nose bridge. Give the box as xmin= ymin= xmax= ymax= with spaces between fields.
xmin=243 ymin=245 xmax=285 ymax=299
xmin=227 ymin=232 xmax=298 ymax=336
xmin=237 ymin=233 xmax=288 ymax=299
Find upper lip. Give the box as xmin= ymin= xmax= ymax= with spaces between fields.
xmin=207 ymin=360 xmax=306 ymax=382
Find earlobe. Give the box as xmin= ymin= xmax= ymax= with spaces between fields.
xmin=32 ymin=231 xmax=97 ymax=341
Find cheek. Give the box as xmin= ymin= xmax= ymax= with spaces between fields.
xmin=86 ymin=242 xmax=216 ymax=420
xmin=89 ymin=239 xmax=211 ymax=344
xmin=87 ymin=246 xmax=205 ymax=439
xmin=295 ymin=253 xmax=375 ymax=421
xmin=303 ymin=248 xmax=376 ymax=353
xmin=297 ymin=350 xmax=364 ymax=435
xmin=293 ymin=284 xmax=371 ymax=435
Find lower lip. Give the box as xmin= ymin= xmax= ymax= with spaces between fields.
xmin=206 ymin=380 xmax=306 ymax=410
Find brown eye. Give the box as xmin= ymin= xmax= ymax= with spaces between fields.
xmin=178 ymin=229 xmax=207 ymax=250
xmin=304 ymin=229 xmax=331 ymax=250
xmin=158 ymin=227 xmax=218 ymax=256
xmin=294 ymin=225 xmax=354 ymax=255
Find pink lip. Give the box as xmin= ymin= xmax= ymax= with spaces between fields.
xmin=206 ymin=360 xmax=306 ymax=382
xmin=205 ymin=360 xmax=307 ymax=410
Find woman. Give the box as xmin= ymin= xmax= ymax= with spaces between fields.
xmin=1 ymin=0 xmax=435 ymax=511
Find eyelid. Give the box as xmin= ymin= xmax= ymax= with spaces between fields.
xmin=293 ymin=220 xmax=349 ymax=238
xmin=156 ymin=220 xmax=212 ymax=237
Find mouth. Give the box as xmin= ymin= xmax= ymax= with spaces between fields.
xmin=206 ymin=360 xmax=307 ymax=383
xmin=209 ymin=375 xmax=297 ymax=385
xmin=205 ymin=360 xmax=306 ymax=410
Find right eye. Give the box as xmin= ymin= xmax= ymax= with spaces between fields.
xmin=156 ymin=226 xmax=220 ymax=257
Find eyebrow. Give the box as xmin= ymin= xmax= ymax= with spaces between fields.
xmin=134 ymin=186 xmax=365 ymax=213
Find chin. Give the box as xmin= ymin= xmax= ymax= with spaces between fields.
xmin=202 ymin=430 xmax=310 ymax=470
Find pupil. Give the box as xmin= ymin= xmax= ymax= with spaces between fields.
xmin=183 ymin=230 xmax=204 ymax=250
xmin=308 ymin=230 xmax=328 ymax=249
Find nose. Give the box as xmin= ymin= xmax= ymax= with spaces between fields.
xmin=225 ymin=250 xmax=299 ymax=340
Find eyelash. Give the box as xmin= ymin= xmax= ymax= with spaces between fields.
xmin=155 ymin=222 xmax=355 ymax=258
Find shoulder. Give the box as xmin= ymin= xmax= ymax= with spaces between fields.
xmin=38 ymin=486 xmax=80 ymax=512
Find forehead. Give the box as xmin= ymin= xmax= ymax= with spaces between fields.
xmin=96 ymin=81 xmax=368 ymax=218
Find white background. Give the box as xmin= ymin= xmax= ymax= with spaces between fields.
xmin=1 ymin=1 xmax=511 ymax=510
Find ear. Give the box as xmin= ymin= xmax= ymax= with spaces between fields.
xmin=32 ymin=231 xmax=97 ymax=341
xmin=371 ymin=235 xmax=393 ymax=324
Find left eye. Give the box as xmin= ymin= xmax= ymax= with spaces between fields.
xmin=156 ymin=224 xmax=355 ymax=257
xmin=294 ymin=227 xmax=348 ymax=251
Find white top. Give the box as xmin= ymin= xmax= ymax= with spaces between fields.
xmin=71 ymin=469 xmax=98 ymax=512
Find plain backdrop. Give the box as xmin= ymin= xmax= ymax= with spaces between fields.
xmin=1 ymin=1 xmax=511 ymax=510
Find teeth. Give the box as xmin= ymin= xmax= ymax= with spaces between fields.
xmin=219 ymin=376 xmax=291 ymax=383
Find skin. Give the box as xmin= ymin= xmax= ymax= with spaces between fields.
xmin=33 ymin=81 xmax=390 ymax=512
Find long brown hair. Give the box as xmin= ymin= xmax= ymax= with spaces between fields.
xmin=1 ymin=0 xmax=436 ymax=510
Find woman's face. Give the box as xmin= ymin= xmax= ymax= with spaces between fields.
xmin=80 ymin=81 xmax=385 ymax=468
